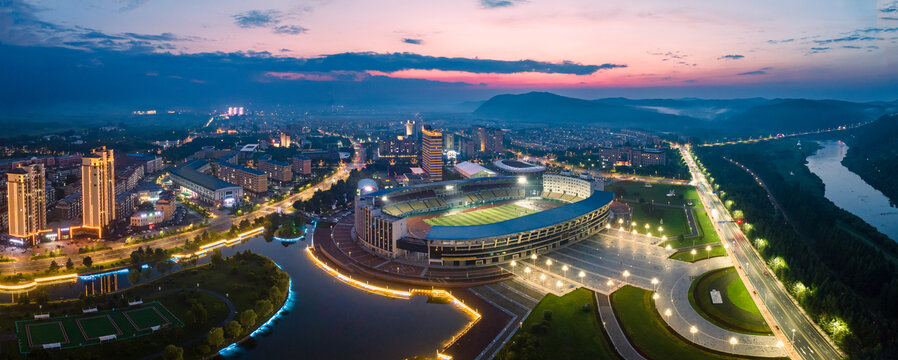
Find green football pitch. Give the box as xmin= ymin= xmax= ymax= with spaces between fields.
xmin=17 ymin=301 xmax=182 ymax=353
xmin=424 ymin=204 xmax=538 ymax=226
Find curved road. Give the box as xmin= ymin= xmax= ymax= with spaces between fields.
xmin=681 ymin=146 xmax=842 ymax=360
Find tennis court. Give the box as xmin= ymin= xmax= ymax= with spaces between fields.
xmin=16 ymin=301 xmax=183 ymax=353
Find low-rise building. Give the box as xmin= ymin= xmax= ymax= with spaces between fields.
xmin=213 ymin=161 xmax=268 ymax=195
xmin=169 ymin=160 xmax=243 ymax=206
xmin=454 ymin=161 xmax=497 ymax=179
xmin=54 ymin=192 xmax=82 ymax=221
xmin=258 ymin=160 xmax=293 ymax=183
xmin=130 ymin=210 xmax=164 ymax=228
xmin=292 ymin=155 xmax=312 ymax=175
xmin=155 ymin=191 xmax=176 ymax=221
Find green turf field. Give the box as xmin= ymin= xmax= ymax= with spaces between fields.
xmin=605 ymin=181 xmax=702 ymax=207
xmin=659 ymin=208 xmax=721 ymax=249
xmin=689 ymin=267 xmax=772 ymax=335
xmin=16 ymin=301 xmax=182 ymax=353
xmin=423 ymin=204 xmax=537 ymax=226
xmin=496 ymin=288 xmax=622 ymax=360
xmin=629 ymin=202 xmax=690 ymax=237
xmin=611 ymin=285 xmax=746 ymax=360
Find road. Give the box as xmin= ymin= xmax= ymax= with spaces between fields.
xmin=679 ymin=146 xmax=842 ymax=360
xmin=0 ymin=142 xmax=365 ymax=276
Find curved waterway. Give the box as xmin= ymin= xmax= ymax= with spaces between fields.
xmin=4 ymin=238 xmax=469 ymax=359
xmin=806 ymin=140 xmax=898 ymax=241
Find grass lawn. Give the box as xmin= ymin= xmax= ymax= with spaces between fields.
xmin=670 ymin=245 xmax=728 ymax=263
xmin=629 ymin=203 xmax=690 ymax=237
xmin=611 ymin=285 xmax=777 ymax=360
xmin=689 ymin=268 xmax=772 ymax=335
xmin=496 ymin=288 xmax=621 ymax=360
xmin=606 ymin=181 xmax=702 ymax=207
xmin=660 ymin=208 xmax=721 ymax=249
xmin=424 ymin=204 xmax=537 ymax=226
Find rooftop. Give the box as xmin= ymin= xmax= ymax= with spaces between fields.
xmin=170 ymin=161 xmax=241 ymax=191
xmin=425 ymin=190 xmax=613 ymax=240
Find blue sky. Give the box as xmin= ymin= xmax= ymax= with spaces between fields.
xmin=1 ymin=0 xmax=896 ymax=112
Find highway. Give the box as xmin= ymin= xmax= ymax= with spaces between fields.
xmin=679 ymin=146 xmax=842 ymax=360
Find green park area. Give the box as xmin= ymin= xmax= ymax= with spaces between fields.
xmin=689 ymin=268 xmax=772 ymax=335
xmin=605 ymin=181 xmax=701 ymax=207
xmin=611 ymin=285 xmax=777 ymax=360
xmin=424 ymin=204 xmax=537 ymax=227
xmin=496 ymin=288 xmax=621 ymax=360
xmin=628 ymin=202 xmax=690 ymax=237
xmin=657 ymin=207 xmax=720 ymax=249
xmin=670 ymin=244 xmax=728 ymax=263
xmin=0 ymin=251 xmax=290 ymax=359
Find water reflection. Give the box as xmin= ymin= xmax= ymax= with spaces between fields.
xmin=806 ymin=140 xmax=898 ymax=241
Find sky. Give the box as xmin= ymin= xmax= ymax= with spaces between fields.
xmin=1 ymin=0 xmax=897 ymax=112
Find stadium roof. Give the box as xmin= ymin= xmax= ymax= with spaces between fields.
xmin=366 ymin=176 xmax=519 ymax=198
xmin=425 ymin=190 xmax=614 ymax=240
xmin=454 ymin=161 xmax=497 ymax=178
xmin=494 ymin=159 xmax=546 ymax=173
xmin=170 ymin=160 xmax=241 ymax=191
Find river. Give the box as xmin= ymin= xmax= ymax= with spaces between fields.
xmin=3 ymin=237 xmax=470 ymax=359
xmin=805 ymin=140 xmax=898 ymax=241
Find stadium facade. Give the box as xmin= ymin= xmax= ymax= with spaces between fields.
xmin=354 ymin=174 xmax=612 ymax=268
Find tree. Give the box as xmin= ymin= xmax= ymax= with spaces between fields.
xmin=65 ymin=258 xmax=74 ymax=270
xmin=254 ymin=299 xmax=273 ymax=317
xmin=207 ymin=327 xmax=225 ymax=348
xmin=238 ymin=309 xmax=257 ymax=329
xmin=210 ymin=248 xmax=223 ymax=267
xmin=224 ymin=320 xmax=243 ymax=339
xmin=128 ymin=269 xmax=141 ymax=284
xmin=82 ymin=256 xmax=93 ymax=267
xmin=191 ymin=303 xmax=208 ymax=325
xmin=48 ymin=260 xmax=59 ymax=272
xmin=162 ymin=345 xmax=184 ymax=360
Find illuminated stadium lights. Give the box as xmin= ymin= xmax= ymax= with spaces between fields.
xmin=304 ymin=247 xmax=480 ymax=359
xmin=517 ymin=176 xmax=527 ymax=184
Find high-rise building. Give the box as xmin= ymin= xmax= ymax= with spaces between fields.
xmin=7 ymin=164 xmax=46 ymax=240
xmin=279 ymin=131 xmax=291 ymax=148
xmin=421 ymin=126 xmax=443 ymax=182
xmin=473 ymin=126 xmax=504 ymax=155
xmin=82 ymin=147 xmax=116 ymax=232
xmin=404 ymin=120 xmax=415 ymax=137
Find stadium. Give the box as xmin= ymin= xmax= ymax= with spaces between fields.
xmin=354 ymin=174 xmax=613 ymax=268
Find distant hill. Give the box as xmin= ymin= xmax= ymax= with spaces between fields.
xmin=722 ymin=99 xmax=882 ymax=133
xmin=473 ymin=92 xmax=700 ymax=131
xmin=842 ymin=113 xmax=898 ymax=205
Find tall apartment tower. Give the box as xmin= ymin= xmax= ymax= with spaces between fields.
xmin=421 ymin=126 xmax=443 ymax=182
xmin=474 ymin=126 xmax=504 ymax=155
xmin=279 ymin=131 xmax=291 ymax=148
xmin=82 ymin=147 xmax=116 ymax=232
xmin=7 ymin=164 xmax=46 ymax=239
xmin=404 ymin=120 xmax=415 ymax=137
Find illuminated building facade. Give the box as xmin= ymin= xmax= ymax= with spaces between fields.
xmin=7 ymin=164 xmax=47 ymax=240
xmin=421 ymin=126 xmax=443 ymax=182
xmin=82 ymin=147 xmax=116 ymax=232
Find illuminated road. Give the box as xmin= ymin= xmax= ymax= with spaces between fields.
xmin=0 ymin=141 xmax=365 ymax=275
xmin=680 ymin=146 xmax=842 ymax=360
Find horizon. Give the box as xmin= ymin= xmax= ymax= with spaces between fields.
xmin=1 ymin=0 xmax=897 ymax=114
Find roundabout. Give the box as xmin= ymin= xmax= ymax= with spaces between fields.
xmin=689 ymin=267 xmax=772 ymax=335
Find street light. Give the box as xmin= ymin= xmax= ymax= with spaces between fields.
xmin=705 ymin=245 xmax=712 ymax=259
xmin=622 ymin=270 xmax=630 ymax=285
xmin=652 ymin=292 xmax=660 ymax=300
xmin=539 ymin=274 xmax=546 ymax=282
xmin=578 ymin=270 xmax=585 ymax=280
xmin=691 ymin=248 xmax=697 ymax=262
xmin=664 ymin=308 xmax=672 ymax=323
xmin=791 ymin=329 xmax=796 ymax=343
xmin=562 ymin=265 xmax=569 ymax=279
xmin=524 ymin=267 xmax=531 ymax=280
xmin=546 ymin=259 xmax=553 ymax=273
xmin=651 ymin=278 xmax=659 ymax=292
xmin=556 ymin=280 xmax=562 ymax=288
xmin=665 ymin=244 xmax=672 ymax=250
xmin=510 ymin=260 xmax=517 ymax=275
xmin=606 ymin=279 xmax=614 ymax=287
xmin=690 ymin=325 xmax=698 ymax=343
xmin=730 ymin=337 xmax=738 ymax=356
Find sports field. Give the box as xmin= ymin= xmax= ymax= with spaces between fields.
xmin=424 ymin=204 xmax=537 ymax=226
xmin=688 ymin=267 xmax=771 ymax=335
xmin=16 ymin=301 xmax=183 ymax=353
